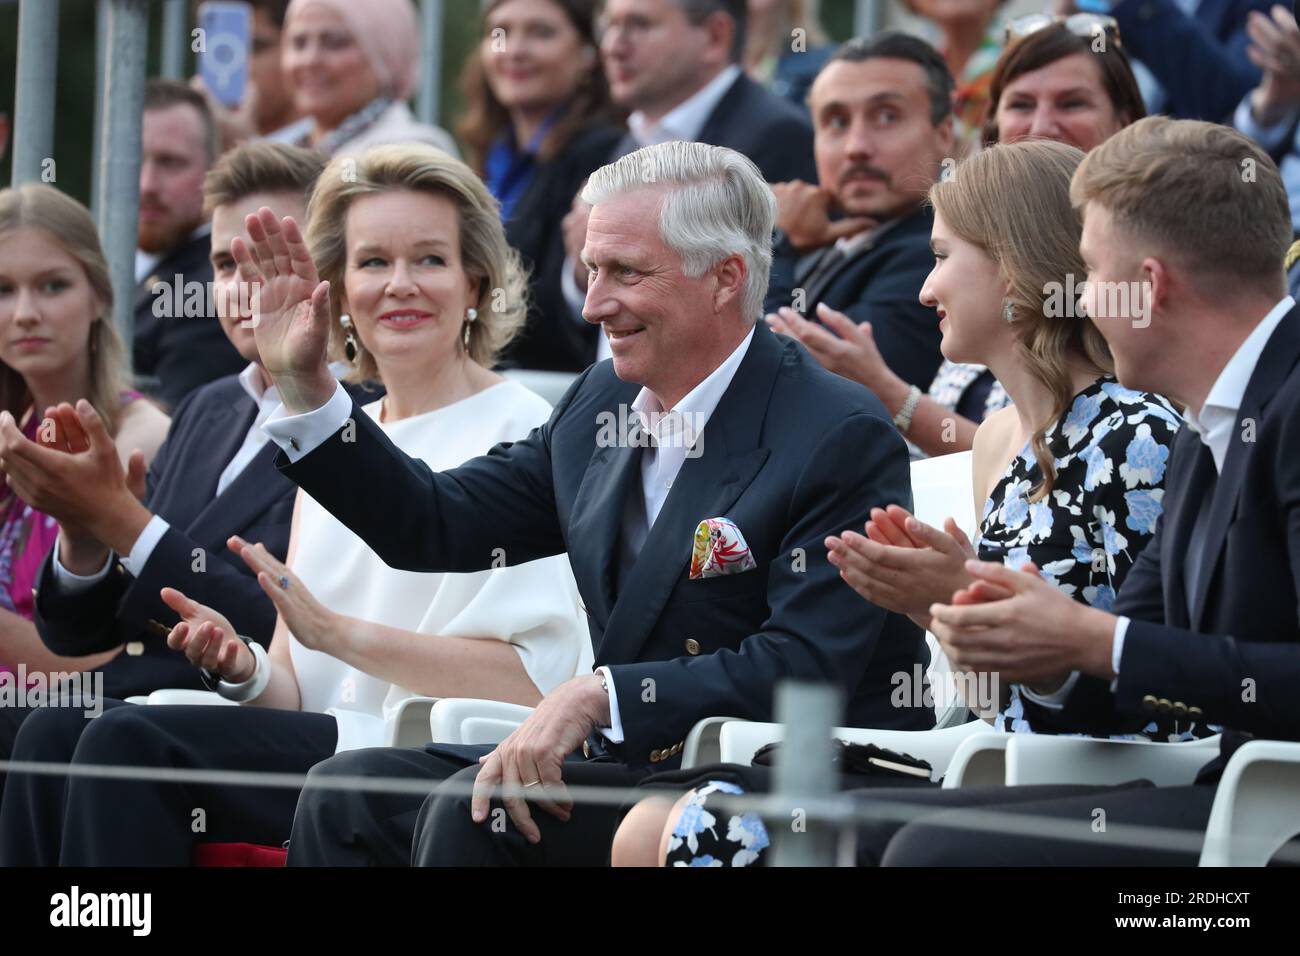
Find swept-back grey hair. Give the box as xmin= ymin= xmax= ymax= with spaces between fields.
xmin=581 ymin=141 xmax=776 ymax=323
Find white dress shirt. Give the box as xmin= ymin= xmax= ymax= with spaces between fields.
xmin=260 ymin=328 xmax=758 ymax=745
xmin=562 ymin=65 xmax=746 ymax=362
xmin=53 ymin=363 xmax=287 ymax=589
xmin=1029 ymin=295 xmax=1296 ymax=710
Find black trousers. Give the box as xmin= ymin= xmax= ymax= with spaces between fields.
xmin=862 ymin=782 xmax=1219 ymax=866
xmin=0 ymin=700 xmax=337 ymax=866
xmin=289 ymin=745 xmax=648 ymax=866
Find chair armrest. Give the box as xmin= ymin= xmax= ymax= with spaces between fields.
xmin=1004 ymin=734 xmax=1221 ymax=787
xmin=942 ymin=728 xmax=1009 ymax=789
xmin=428 ymin=698 xmax=535 ymax=745
xmin=681 ymin=716 xmax=748 ymax=769
xmin=143 ymin=689 xmax=239 ymax=707
xmin=1200 ymin=740 xmax=1300 ymax=867
xmin=384 ymin=696 xmax=440 ymax=748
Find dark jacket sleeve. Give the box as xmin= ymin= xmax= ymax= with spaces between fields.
xmin=276 ymin=371 xmax=593 ymax=573
xmin=606 ymin=411 xmax=915 ymax=763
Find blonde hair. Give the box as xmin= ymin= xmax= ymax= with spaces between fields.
xmin=1071 ymin=116 xmax=1291 ymax=292
xmin=0 ymin=184 xmax=131 ymax=434
xmin=304 ymin=144 xmax=528 ymax=381
xmin=930 ymin=140 xmax=1112 ymax=501
xmin=203 ymin=140 xmax=327 ymax=215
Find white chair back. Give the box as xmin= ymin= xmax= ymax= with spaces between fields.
xmin=909 ymin=451 xmax=976 ymax=729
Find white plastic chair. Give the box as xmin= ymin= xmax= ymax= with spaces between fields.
xmin=1199 ymin=740 xmax=1300 ymax=866
xmin=502 ymin=369 xmax=579 ymax=407
xmin=1002 ymin=733 xmax=1220 ymax=787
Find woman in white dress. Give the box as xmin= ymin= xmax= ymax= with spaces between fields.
xmin=3 ymin=144 xmax=590 ymax=865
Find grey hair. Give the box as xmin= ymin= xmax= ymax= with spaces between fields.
xmin=581 ymin=141 xmax=776 ymax=322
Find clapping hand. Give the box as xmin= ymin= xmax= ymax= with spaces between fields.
xmin=826 ymin=505 xmax=980 ymax=629
xmin=1248 ymin=5 xmax=1300 ymax=124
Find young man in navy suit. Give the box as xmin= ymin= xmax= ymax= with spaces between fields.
xmin=0 ymin=142 xmax=347 ymax=863
xmin=234 ymin=141 xmax=927 ymax=867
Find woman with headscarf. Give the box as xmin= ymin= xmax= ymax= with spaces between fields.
xmin=280 ymin=0 xmax=459 ymax=158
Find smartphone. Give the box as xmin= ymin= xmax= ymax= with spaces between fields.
xmin=198 ymin=1 xmax=252 ymax=109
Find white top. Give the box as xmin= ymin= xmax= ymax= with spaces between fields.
xmin=286 ymin=381 xmax=591 ymax=752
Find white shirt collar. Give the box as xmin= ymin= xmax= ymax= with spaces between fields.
xmin=627 ymin=64 xmax=743 ymax=147
xmin=238 ymin=363 xmax=280 ymax=406
xmin=1184 ymin=294 xmax=1294 ymax=470
xmin=630 ymin=325 xmax=755 ymax=448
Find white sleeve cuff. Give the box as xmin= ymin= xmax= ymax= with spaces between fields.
xmin=560 ymin=256 xmax=589 ymax=325
xmin=261 ymin=380 xmax=353 ymax=463
xmin=1109 ymin=615 xmax=1130 ymax=692
xmin=596 ymin=666 xmax=624 ymax=744
xmin=1233 ymin=94 xmax=1300 ymax=152
xmin=1018 ymin=671 xmax=1081 ymax=710
xmin=119 ymin=514 xmax=171 ymax=578
xmin=51 ymin=537 xmax=115 ymax=592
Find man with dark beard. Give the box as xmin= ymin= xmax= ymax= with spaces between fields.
xmin=133 ymin=81 xmax=245 ymax=410
xmin=763 ymin=34 xmax=956 ymax=396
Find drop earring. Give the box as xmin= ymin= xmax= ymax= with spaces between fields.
xmin=462 ymin=307 xmax=478 ymax=350
xmin=340 ymin=314 xmax=358 ymax=363
xmin=1002 ymin=299 xmax=1016 ymax=324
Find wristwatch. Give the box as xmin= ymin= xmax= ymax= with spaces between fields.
xmin=199 ymin=633 xmax=257 ymax=692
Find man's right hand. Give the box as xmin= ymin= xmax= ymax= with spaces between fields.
xmin=232 ymin=207 xmax=335 ymax=414
xmin=771 ymin=180 xmax=874 ymax=253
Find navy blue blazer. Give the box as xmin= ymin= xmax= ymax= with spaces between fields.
xmin=1020 ymin=305 xmax=1300 ymax=775
xmin=1113 ymin=0 xmax=1270 ymax=122
xmin=611 ymin=73 xmax=818 ymax=185
xmin=765 ymin=205 xmax=943 ymax=392
xmin=279 ymin=322 xmax=931 ymax=769
xmin=33 ymin=375 xmax=305 ymax=699
xmin=133 ymin=231 xmax=247 ymax=412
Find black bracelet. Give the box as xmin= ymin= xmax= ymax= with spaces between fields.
xmin=199 ymin=633 xmax=256 ymax=691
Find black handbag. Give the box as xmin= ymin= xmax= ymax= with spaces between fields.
xmin=749 ymin=738 xmax=933 ymax=781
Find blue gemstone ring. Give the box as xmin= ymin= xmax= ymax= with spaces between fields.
xmin=278 ymin=575 xmax=290 ymax=590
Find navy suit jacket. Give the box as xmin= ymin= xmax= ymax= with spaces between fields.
xmin=764 ymin=206 xmax=943 ymax=391
xmin=1020 ymin=305 xmax=1300 ymax=774
xmin=611 ymin=73 xmax=818 ymax=185
xmin=1113 ymin=0 xmax=1271 ymax=122
xmin=33 ymin=375 xmax=304 ymax=699
xmin=499 ymin=124 xmax=624 ymax=373
xmin=278 ymin=322 xmax=931 ymax=769
xmin=133 ymin=232 xmax=247 ymax=412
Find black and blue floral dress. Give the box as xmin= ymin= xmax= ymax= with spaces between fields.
xmin=661 ymin=376 xmax=1204 ymax=867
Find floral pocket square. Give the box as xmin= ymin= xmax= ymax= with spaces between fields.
xmin=689 ymin=517 xmax=757 ymax=580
